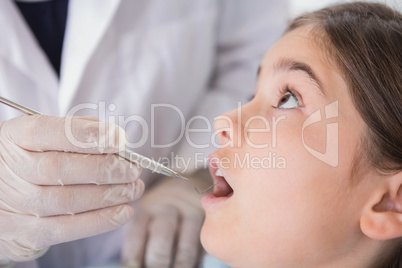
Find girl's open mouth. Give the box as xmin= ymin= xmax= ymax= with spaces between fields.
xmin=201 ymin=160 xmax=234 ymax=209
xmin=212 ymin=168 xmax=234 ymax=198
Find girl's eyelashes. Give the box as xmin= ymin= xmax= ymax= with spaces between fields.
xmin=274 ymin=86 xmax=302 ymax=109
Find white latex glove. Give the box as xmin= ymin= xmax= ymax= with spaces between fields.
xmin=0 ymin=115 xmax=144 ymax=263
xmin=121 ymin=169 xmax=210 ymax=268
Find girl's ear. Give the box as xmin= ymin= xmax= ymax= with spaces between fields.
xmin=360 ymin=171 xmax=402 ymax=240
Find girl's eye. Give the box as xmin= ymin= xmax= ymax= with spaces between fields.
xmin=277 ymin=89 xmax=300 ymax=109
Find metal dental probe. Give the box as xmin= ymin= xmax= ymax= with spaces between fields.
xmin=0 ymin=96 xmax=215 ymax=194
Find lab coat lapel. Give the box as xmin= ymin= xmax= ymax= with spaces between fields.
xmin=0 ymin=0 xmax=58 ymax=97
xmin=59 ymin=0 xmax=122 ymax=115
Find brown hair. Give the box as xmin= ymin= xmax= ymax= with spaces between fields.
xmin=286 ymin=2 xmax=402 ymax=175
xmin=286 ymin=2 xmax=402 ymax=267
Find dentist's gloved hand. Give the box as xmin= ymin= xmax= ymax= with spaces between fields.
xmin=0 ymin=115 xmax=144 ymax=264
xmin=122 ymin=169 xmax=209 ymax=268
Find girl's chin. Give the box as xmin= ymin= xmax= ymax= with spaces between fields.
xmin=200 ymin=219 xmax=234 ymax=266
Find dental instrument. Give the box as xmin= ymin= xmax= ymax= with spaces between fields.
xmin=0 ymin=96 xmax=215 ymax=194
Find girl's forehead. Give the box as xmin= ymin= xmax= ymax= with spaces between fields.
xmin=263 ymin=27 xmax=329 ymax=64
xmin=261 ymin=28 xmax=344 ymax=89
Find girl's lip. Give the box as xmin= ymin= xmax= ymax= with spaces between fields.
xmin=201 ymin=192 xmax=233 ymax=209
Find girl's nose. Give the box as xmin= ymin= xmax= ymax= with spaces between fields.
xmin=214 ymin=105 xmax=247 ymax=148
xmin=213 ymin=101 xmax=260 ymax=149
xmin=214 ymin=112 xmax=234 ymax=147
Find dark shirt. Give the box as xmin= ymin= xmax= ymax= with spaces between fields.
xmin=15 ymin=0 xmax=69 ymax=76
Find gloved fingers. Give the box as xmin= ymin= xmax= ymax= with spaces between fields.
xmin=3 ymin=150 xmax=141 ymax=186
xmin=0 ymin=204 xmax=134 ymax=262
xmin=0 ymin=239 xmax=48 ymax=263
xmin=2 ymin=180 xmax=144 ymax=217
xmin=38 ymin=204 xmax=135 ymax=247
xmin=173 ymin=215 xmax=204 ymax=268
xmin=144 ymin=205 xmax=180 ymax=268
xmin=0 ymin=204 xmax=134 ymax=255
xmin=75 ymin=116 xmax=100 ymax=122
xmin=0 ymin=210 xmax=49 ymax=262
xmin=0 ymin=115 xmax=127 ymax=154
xmin=121 ymin=209 xmax=151 ymax=268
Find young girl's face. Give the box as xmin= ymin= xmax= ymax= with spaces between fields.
xmin=201 ymin=27 xmax=374 ymax=267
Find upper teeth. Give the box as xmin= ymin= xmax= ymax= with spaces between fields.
xmin=215 ymin=169 xmax=224 ymax=177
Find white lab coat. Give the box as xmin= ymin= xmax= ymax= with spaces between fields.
xmin=0 ymin=0 xmax=287 ymax=267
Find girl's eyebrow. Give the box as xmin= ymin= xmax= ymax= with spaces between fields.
xmin=257 ymin=58 xmax=326 ymax=96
